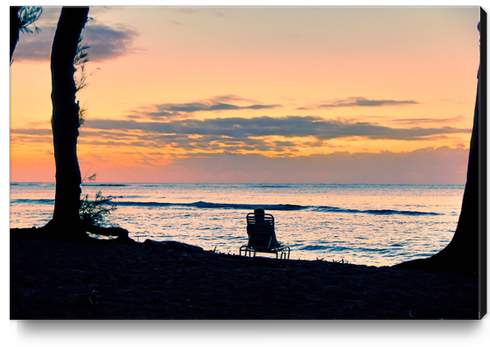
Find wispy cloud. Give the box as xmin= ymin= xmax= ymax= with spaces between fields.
xmin=300 ymin=97 xmax=419 ymax=110
xmin=129 ymin=96 xmax=281 ymax=120
xmin=10 ymin=129 xmax=51 ymax=136
xmin=392 ymin=115 xmax=465 ymax=125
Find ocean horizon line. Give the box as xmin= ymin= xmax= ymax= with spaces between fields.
xmin=10 ymin=182 xmax=465 ymax=187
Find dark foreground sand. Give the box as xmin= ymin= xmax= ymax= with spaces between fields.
xmin=10 ymin=233 xmax=481 ymax=320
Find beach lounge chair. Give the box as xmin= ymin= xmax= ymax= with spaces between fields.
xmin=240 ymin=210 xmax=290 ymax=259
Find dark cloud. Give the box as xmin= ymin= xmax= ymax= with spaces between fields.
xmin=78 ymin=127 xmax=279 ymax=153
xmin=130 ymin=96 xmax=281 ymax=120
xmin=82 ymin=24 xmax=140 ymax=62
xmin=12 ymin=113 xmax=470 ymax=157
xmin=305 ymin=97 xmax=419 ymax=109
xmin=12 ymin=14 xmax=139 ymax=62
xmin=13 ymin=114 xmax=470 ymax=155
xmin=82 ymin=115 xmax=470 ymax=144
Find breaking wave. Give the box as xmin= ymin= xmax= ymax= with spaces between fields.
xmin=11 ymin=199 xmax=441 ymax=216
xmin=114 ymin=200 xmax=441 ymax=215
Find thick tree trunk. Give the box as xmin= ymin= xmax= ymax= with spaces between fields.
xmin=394 ymin=16 xmax=486 ymax=272
xmin=44 ymin=7 xmax=89 ymax=237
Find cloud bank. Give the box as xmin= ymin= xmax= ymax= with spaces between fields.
xmin=72 ymin=146 xmax=469 ymax=184
xmin=12 ymin=113 xmax=470 ymax=157
xmin=82 ymin=115 xmax=470 ymax=146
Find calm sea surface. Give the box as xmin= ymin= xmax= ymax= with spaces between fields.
xmin=10 ymin=183 xmax=465 ymax=266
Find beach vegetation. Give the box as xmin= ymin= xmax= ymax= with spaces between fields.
xmin=79 ymin=191 xmax=118 ymax=228
xmin=331 ymin=258 xmax=349 ymax=264
xmin=39 ymin=7 xmax=131 ymax=243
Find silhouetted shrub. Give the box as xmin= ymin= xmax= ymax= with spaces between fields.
xmin=79 ymin=191 xmax=117 ymax=227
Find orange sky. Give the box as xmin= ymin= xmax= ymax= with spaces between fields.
xmin=9 ymin=5 xmax=480 ymax=183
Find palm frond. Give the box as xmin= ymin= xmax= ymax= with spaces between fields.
xmin=17 ymin=7 xmax=43 ymax=34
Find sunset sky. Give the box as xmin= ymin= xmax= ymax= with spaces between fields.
xmin=9 ymin=5 xmax=481 ymax=183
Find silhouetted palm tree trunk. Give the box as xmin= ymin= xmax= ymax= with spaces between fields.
xmin=44 ymin=7 xmax=89 ymax=237
xmin=10 ymin=6 xmax=21 ymax=61
xmin=394 ymin=17 xmax=485 ymax=272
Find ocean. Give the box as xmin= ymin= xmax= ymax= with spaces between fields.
xmin=9 ymin=182 xmax=465 ymax=267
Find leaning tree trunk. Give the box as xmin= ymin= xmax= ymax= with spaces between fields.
xmin=44 ymin=7 xmax=89 ymax=237
xmin=394 ymin=17 xmax=485 ymax=272
xmin=10 ymin=6 xmax=21 ymax=62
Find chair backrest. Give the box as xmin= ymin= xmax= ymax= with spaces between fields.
xmin=246 ymin=213 xmax=277 ymax=249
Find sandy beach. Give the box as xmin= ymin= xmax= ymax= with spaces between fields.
xmin=10 ymin=229 xmax=481 ymax=320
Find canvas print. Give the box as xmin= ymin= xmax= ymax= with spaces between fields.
xmin=10 ymin=6 xmax=485 ymax=320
